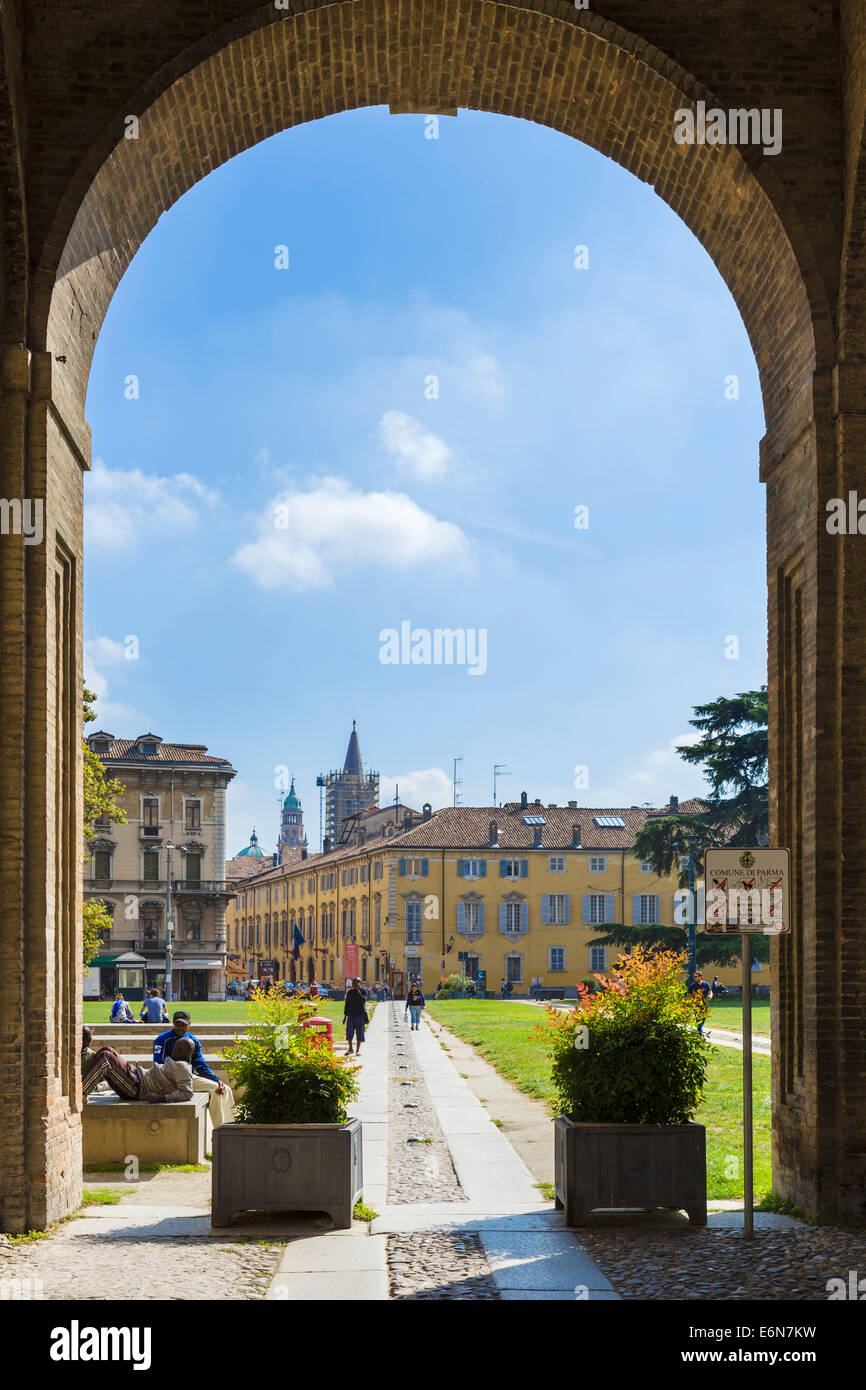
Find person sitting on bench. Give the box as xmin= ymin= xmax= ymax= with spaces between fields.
xmin=82 ymin=1035 xmax=196 ymax=1102
xmin=153 ymin=1010 xmax=225 ymax=1094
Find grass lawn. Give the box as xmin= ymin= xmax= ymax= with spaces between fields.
xmin=82 ymin=999 xmax=366 ymax=1029
xmin=707 ymin=994 xmax=771 ymax=1037
xmin=427 ymin=1000 xmax=771 ymax=1202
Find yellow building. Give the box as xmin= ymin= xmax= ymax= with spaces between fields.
xmin=225 ymin=795 xmax=765 ymax=996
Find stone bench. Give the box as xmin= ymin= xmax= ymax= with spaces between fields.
xmin=83 ymin=1092 xmax=210 ymax=1166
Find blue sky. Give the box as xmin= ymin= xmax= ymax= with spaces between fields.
xmin=83 ymin=106 xmax=767 ymax=856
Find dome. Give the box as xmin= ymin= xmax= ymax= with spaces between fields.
xmin=282 ymin=777 xmax=301 ymax=811
xmin=235 ymin=830 xmax=266 ymax=858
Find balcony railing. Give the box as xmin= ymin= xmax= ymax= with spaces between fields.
xmin=174 ymin=878 xmax=229 ymax=894
xmin=135 ymin=937 xmax=223 ymax=953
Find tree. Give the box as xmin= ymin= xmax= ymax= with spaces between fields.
xmin=590 ymin=686 xmax=769 ymax=970
xmin=82 ymin=688 xmax=127 ymax=968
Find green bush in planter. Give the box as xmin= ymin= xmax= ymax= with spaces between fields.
xmin=435 ymin=972 xmax=472 ymax=1000
xmin=224 ymin=988 xmax=360 ymax=1125
xmin=540 ymin=948 xmax=710 ymax=1125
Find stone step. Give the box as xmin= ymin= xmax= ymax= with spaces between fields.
xmin=91 ymin=1031 xmax=244 ymax=1047
xmin=90 ymin=1023 xmax=250 ymax=1038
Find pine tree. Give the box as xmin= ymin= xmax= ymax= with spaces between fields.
xmin=590 ymin=686 xmax=769 ymax=969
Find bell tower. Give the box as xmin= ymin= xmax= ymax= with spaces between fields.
xmin=279 ymin=778 xmax=307 ymax=864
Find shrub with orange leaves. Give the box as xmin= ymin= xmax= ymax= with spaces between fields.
xmin=536 ymin=948 xmax=710 ymax=1125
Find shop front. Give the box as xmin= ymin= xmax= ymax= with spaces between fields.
xmin=86 ymin=950 xmax=148 ymax=1001
xmin=170 ymin=957 xmax=224 ymax=1002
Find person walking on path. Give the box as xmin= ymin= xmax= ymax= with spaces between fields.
xmin=405 ymin=983 xmax=425 ymax=1031
xmin=344 ymin=977 xmax=368 ymax=1056
xmin=687 ymin=970 xmax=713 ymax=1035
xmin=110 ymin=993 xmax=134 ymax=1023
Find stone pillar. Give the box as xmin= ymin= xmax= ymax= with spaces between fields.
xmin=765 ymin=366 xmax=866 ymax=1225
xmin=0 ymin=350 xmax=86 ymax=1232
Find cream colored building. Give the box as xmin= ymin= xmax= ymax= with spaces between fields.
xmin=225 ymin=793 xmax=761 ymax=996
xmin=84 ymin=731 xmax=236 ymax=1001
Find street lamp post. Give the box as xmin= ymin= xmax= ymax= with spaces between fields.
xmin=164 ymin=842 xmax=185 ymax=1004
xmin=686 ymin=842 xmax=697 ymax=990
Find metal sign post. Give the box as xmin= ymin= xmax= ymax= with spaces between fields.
xmin=705 ymin=848 xmax=790 ymax=1241
xmin=742 ymin=932 xmax=753 ymax=1238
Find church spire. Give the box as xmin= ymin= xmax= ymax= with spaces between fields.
xmin=343 ymin=720 xmax=364 ymax=777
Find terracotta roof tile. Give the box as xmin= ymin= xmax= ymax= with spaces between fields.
xmin=381 ymin=801 xmax=708 ymax=850
xmin=95 ymin=738 xmax=234 ymax=769
xmin=229 ymin=801 xmax=710 ymax=894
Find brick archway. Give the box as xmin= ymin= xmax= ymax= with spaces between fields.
xmin=1 ymin=0 xmax=863 ymax=1232
xmin=39 ymin=2 xmax=827 ymax=432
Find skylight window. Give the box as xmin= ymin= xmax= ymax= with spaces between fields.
xmin=593 ymin=815 xmax=626 ymax=828
xmin=522 ymin=815 xmax=546 ymax=826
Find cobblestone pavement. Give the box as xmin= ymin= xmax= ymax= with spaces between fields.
xmin=577 ymin=1221 xmax=866 ymax=1300
xmin=387 ymin=1006 xmax=464 ymax=1206
xmin=387 ymin=1232 xmax=500 ymax=1299
xmin=0 ymin=1171 xmax=282 ymax=1301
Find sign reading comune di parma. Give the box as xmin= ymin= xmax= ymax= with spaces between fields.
xmin=704 ymin=848 xmax=791 ymax=935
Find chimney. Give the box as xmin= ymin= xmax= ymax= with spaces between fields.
xmin=422 ymin=802 xmax=432 ymax=821
xmin=568 ymin=800 xmax=577 ymax=808
xmin=572 ymin=823 xmax=582 ymax=848
xmin=520 ymin=791 xmax=528 ymax=809
xmin=669 ymin=795 xmax=679 ymax=813
xmin=358 ymin=828 xmax=367 ymax=846
xmin=323 ymin=836 xmax=332 ymax=854
xmin=489 ymin=820 xmax=499 ymax=848
xmin=402 ymin=813 xmax=412 ymax=830
xmin=532 ymin=825 xmax=543 ymax=848
xmin=534 ymin=798 xmax=542 ymax=806
xmin=301 ymin=848 xmax=307 ymax=861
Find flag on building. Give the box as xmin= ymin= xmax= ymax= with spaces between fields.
xmin=292 ymin=924 xmax=305 ymax=960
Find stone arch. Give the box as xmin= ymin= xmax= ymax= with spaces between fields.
xmin=40 ymin=0 xmax=824 ymax=448
xmin=5 ymin=0 xmax=862 ymax=1232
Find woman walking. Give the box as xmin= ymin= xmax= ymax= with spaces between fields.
xmin=343 ymin=977 xmax=368 ymax=1056
xmin=405 ymin=983 xmax=425 ymax=1031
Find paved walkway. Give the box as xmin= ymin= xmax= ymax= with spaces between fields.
xmin=2 ymin=1002 xmax=801 ymax=1301
xmin=268 ymin=1002 xmax=617 ymax=1300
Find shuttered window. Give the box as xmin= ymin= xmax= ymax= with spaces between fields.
xmin=632 ymin=893 xmax=660 ymax=924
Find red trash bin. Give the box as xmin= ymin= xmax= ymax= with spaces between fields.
xmin=300 ymin=1014 xmax=334 ymax=1051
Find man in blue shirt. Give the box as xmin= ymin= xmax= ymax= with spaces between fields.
xmin=140 ymin=988 xmax=169 ymax=1023
xmin=153 ymin=1011 xmax=225 ymax=1093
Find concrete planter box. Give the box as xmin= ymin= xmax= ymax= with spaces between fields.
xmin=554 ymin=1118 xmax=707 ymax=1226
xmin=212 ymin=1118 xmax=362 ymax=1229
xmin=83 ymin=1094 xmax=209 ymax=1166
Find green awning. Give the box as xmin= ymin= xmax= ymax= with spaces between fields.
xmin=87 ymin=952 xmax=147 ymax=968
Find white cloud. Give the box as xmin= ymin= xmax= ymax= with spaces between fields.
xmin=579 ymin=733 xmax=705 ymax=808
xmin=464 ymin=354 xmax=505 ymax=399
xmin=85 ymin=459 xmax=220 ymax=551
xmin=83 ymin=635 xmax=147 ymax=731
xmin=85 ymin=636 xmax=128 ymax=668
xmin=380 ymin=768 xmax=453 ymax=811
xmin=230 ymin=476 xmax=474 ymax=591
xmin=377 ymin=411 xmax=453 ymax=481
